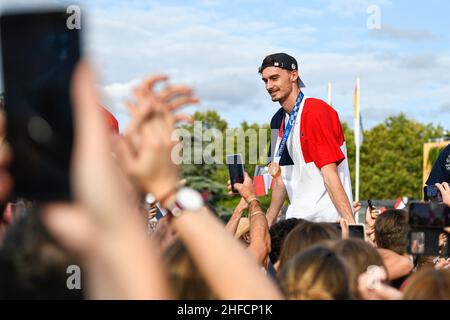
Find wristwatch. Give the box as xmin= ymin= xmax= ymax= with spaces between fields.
xmin=165 ymin=187 xmax=204 ymax=217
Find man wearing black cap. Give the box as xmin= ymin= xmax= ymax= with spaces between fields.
xmin=426 ymin=144 xmax=450 ymax=186
xmin=259 ymin=53 xmax=355 ymax=225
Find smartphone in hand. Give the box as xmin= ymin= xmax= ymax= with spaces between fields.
xmin=226 ymin=154 xmax=244 ymax=194
xmin=424 ymin=185 xmax=443 ymax=202
xmin=0 ymin=9 xmax=81 ymax=201
xmin=329 ymin=223 xmax=366 ymax=239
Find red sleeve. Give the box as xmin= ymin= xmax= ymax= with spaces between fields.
xmin=304 ymin=100 xmax=345 ymax=169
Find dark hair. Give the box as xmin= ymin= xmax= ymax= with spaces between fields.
xmin=269 ymin=218 xmax=304 ymax=264
xmin=278 ymin=222 xmax=339 ymax=271
xmin=278 ymin=245 xmax=351 ymax=300
xmin=0 ymin=210 xmax=82 ymax=299
xmin=332 ymin=239 xmax=386 ymax=299
xmin=164 ymin=239 xmax=214 ymax=300
xmin=374 ymin=209 xmax=408 ymax=254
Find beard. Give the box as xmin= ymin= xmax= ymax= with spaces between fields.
xmin=269 ymin=89 xmax=287 ymax=102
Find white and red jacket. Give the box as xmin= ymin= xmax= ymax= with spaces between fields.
xmin=269 ymin=96 xmax=353 ymax=222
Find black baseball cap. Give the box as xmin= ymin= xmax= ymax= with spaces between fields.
xmin=258 ymin=53 xmax=306 ymax=88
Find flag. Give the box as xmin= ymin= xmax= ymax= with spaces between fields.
xmin=354 ymin=78 xmax=363 ymax=148
xmin=253 ymin=166 xmax=273 ymax=197
xmin=394 ymin=197 xmax=408 ymax=210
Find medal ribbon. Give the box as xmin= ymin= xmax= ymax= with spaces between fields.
xmin=273 ymin=91 xmax=304 ymax=164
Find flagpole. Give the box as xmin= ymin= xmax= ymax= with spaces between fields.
xmin=354 ymin=78 xmax=361 ymax=204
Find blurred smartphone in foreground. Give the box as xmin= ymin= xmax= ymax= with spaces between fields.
xmin=408 ymin=202 xmax=450 ymax=228
xmin=0 ymin=9 xmax=81 ymax=201
xmin=226 ymin=154 xmax=244 ymax=194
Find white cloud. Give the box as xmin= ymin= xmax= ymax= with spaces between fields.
xmin=3 ymin=1 xmax=447 ymax=131
xmin=325 ymin=0 xmax=392 ymax=16
xmin=369 ymin=25 xmax=437 ymax=42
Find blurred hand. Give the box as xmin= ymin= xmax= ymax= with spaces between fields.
xmin=358 ymin=266 xmax=403 ymax=300
xmin=353 ymin=201 xmax=362 ymax=214
xmin=125 ymin=75 xmax=197 ymax=140
xmin=434 ymin=258 xmax=450 ymax=270
xmin=44 ymin=62 xmax=170 ymax=299
xmin=366 ymin=206 xmax=382 ymax=229
xmin=147 ymin=202 xmax=158 ymax=220
xmin=228 ymin=172 xmax=255 ymax=201
xmin=117 ymin=76 xmax=198 ymax=204
xmin=339 ymin=218 xmax=349 ymax=239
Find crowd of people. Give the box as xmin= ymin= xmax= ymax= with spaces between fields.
xmin=0 ymin=58 xmax=449 ymax=300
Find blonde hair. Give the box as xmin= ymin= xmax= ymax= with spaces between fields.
xmin=403 ymin=267 xmax=450 ymax=300
xmin=332 ymin=239 xmax=386 ymax=299
xmin=164 ymin=240 xmax=214 ymax=299
xmin=278 ymin=222 xmax=339 ymax=272
xmin=278 ymin=245 xmax=351 ymax=300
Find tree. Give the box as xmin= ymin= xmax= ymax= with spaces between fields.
xmin=356 ymin=114 xmax=444 ymax=200
xmin=180 ymin=111 xmax=446 ymax=215
xmin=179 ymin=111 xmax=229 ymax=215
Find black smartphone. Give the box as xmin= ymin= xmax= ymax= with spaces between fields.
xmin=368 ymin=199 xmax=374 ymax=211
xmin=329 ymin=223 xmax=366 ymax=239
xmin=226 ymin=154 xmax=244 ymax=194
xmin=408 ymin=202 xmax=450 ymax=228
xmin=0 ymin=10 xmax=81 ymax=201
xmin=424 ymin=185 xmax=442 ymax=202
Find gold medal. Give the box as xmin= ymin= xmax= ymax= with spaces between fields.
xmin=268 ymin=162 xmax=281 ymax=177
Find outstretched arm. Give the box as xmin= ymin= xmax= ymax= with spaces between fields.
xmin=231 ymin=172 xmax=271 ymax=266
xmin=172 ymin=207 xmax=281 ymax=300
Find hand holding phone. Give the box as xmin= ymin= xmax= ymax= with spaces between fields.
xmin=227 ymin=154 xmax=244 ymax=194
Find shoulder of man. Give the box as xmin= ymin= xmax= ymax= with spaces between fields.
xmin=444 ymin=144 xmax=450 ymax=155
xmin=303 ymin=97 xmax=338 ymax=118
xmin=270 ymin=108 xmax=285 ymax=129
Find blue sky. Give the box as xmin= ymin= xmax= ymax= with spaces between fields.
xmin=1 ymin=0 xmax=449 ymax=132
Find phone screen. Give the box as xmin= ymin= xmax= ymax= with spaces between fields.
xmin=348 ymin=225 xmax=365 ymax=239
xmin=226 ymin=154 xmax=244 ymax=194
xmin=409 ymin=203 xmax=450 ymax=228
xmin=329 ymin=223 xmax=365 ymax=239
xmin=0 ymin=10 xmax=80 ymax=201
xmin=424 ymin=185 xmax=442 ymax=202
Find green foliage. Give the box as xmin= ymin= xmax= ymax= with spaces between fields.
xmin=181 ymin=110 xmax=446 ymax=215
xmin=427 ymin=147 xmax=444 ymax=168
xmin=355 ymin=113 xmax=444 ymax=200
